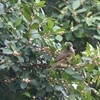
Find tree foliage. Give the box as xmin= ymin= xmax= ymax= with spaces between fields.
xmin=0 ymin=0 xmax=100 ymax=100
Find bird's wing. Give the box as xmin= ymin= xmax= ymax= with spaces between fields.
xmin=55 ymin=51 xmax=66 ymax=62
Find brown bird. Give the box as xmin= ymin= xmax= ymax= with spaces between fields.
xmin=52 ymin=42 xmax=74 ymax=68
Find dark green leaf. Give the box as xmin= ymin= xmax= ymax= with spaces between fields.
xmin=72 ymin=74 xmax=82 ymax=80
xmin=23 ymin=4 xmax=31 ymax=15
xmin=17 ymin=56 xmax=24 ymax=62
xmin=65 ymin=32 xmax=73 ymax=41
xmin=30 ymin=79 xmax=38 ymax=86
xmin=69 ymin=94 xmax=75 ymax=100
xmin=76 ymin=8 xmax=87 ymax=13
xmin=46 ymin=86 xmax=53 ymax=92
xmin=65 ymin=68 xmax=76 ymax=75
xmin=30 ymin=23 xmax=39 ymax=29
xmin=23 ymin=10 xmax=31 ymax=22
xmin=9 ymin=0 xmax=15 ymax=4
xmin=2 ymin=48 xmax=13 ymax=54
xmin=36 ymin=89 xmax=45 ymax=97
xmin=20 ymin=82 xmax=27 ymax=89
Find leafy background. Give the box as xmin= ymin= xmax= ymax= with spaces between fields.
xmin=0 ymin=0 xmax=100 ymax=100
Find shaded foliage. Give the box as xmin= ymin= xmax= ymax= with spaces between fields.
xmin=0 ymin=0 xmax=100 ymax=100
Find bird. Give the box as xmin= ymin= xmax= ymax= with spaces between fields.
xmin=52 ymin=42 xmax=75 ymax=68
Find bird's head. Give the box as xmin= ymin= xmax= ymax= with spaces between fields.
xmin=66 ymin=42 xmax=75 ymax=53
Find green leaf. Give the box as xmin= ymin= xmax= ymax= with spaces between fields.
xmin=22 ymin=4 xmax=32 ymax=22
xmin=43 ymin=24 xmax=48 ymax=32
xmin=86 ymin=16 xmax=100 ymax=26
xmin=2 ymin=48 xmax=13 ymax=54
xmin=82 ymin=57 xmax=92 ymax=61
xmin=30 ymin=23 xmax=39 ymax=29
xmin=39 ymin=73 xmax=46 ymax=78
xmin=30 ymin=79 xmax=38 ymax=86
xmin=72 ymin=0 xmax=80 ymax=10
xmin=85 ymin=42 xmax=94 ymax=52
xmin=0 ymin=18 xmax=3 ymax=28
xmin=85 ymin=86 xmax=91 ymax=92
xmin=32 ymin=33 xmax=41 ymax=39
xmin=97 ymin=2 xmax=100 ymax=10
xmin=94 ymin=17 xmax=100 ymax=21
xmin=9 ymin=0 xmax=15 ymax=4
xmin=48 ymin=20 xmax=54 ymax=28
xmin=97 ymin=79 xmax=100 ymax=87
xmin=65 ymin=32 xmax=73 ymax=41
xmin=10 ymin=44 xmax=16 ymax=51
xmin=17 ymin=56 xmax=24 ymax=62
xmin=34 ymin=1 xmax=45 ymax=8
xmin=55 ymin=35 xmax=63 ymax=42
xmin=76 ymin=8 xmax=87 ymax=13
xmin=97 ymin=29 xmax=100 ymax=35
xmin=53 ymin=26 xmax=60 ymax=31
xmin=62 ymin=72 xmax=69 ymax=79
xmin=65 ymin=68 xmax=76 ymax=75
xmin=23 ymin=10 xmax=31 ymax=22
xmin=55 ymin=85 xmax=62 ymax=91
xmin=0 ymin=64 xmax=8 ymax=69
xmin=0 ymin=3 xmax=4 ymax=14
xmin=23 ymin=4 xmax=31 ymax=16
xmin=74 ymin=32 xmax=83 ymax=38
xmin=72 ymin=74 xmax=82 ymax=80
xmin=69 ymin=94 xmax=75 ymax=100
xmin=20 ymin=82 xmax=27 ymax=89
xmin=55 ymin=28 xmax=65 ymax=34
xmin=93 ymin=35 xmax=100 ymax=40
xmin=36 ymin=89 xmax=45 ymax=97
xmin=23 ymin=92 xmax=30 ymax=97
xmin=46 ymin=86 xmax=53 ymax=92
xmin=55 ymin=85 xmax=67 ymax=97
xmin=15 ymin=17 xmax=22 ymax=27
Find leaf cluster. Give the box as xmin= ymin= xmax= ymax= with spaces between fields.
xmin=0 ymin=0 xmax=100 ymax=100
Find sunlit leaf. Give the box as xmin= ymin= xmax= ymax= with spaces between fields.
xmin=55 ymin=35 xmax=63 ymax=42
xmin=0 ymin=3 xmax=4 ymax=14
xmin=48 ymin=20 xmax=54 ymax=28
xmin=23 ymin=92 xmax=30 ymax=97
xmin=53 ymin=26 xmax=60 ymax=31
xmin=76 ymin=8 xmax=87 ymax=13
xmin=0 ymin=18 xmax=3 ymax=28
xmin=0 ymin=64 xmax=8 ymax=69
xmin=93 ymin=35 xmax=100 ymax=40
xmin=72 ymin=0 xmax=80 ymax=10
xmin=1 ymin=48 xmax=13 ymax=54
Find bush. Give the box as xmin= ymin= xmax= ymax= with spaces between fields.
xmin=0 ymin=0 xmax=100 ymax=100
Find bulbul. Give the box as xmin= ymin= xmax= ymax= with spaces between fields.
xmin=52 ymin=42 xmax=74 ymax=68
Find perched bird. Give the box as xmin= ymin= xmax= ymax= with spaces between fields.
xmin=52 ymin=42 xmax=74 ymax=68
